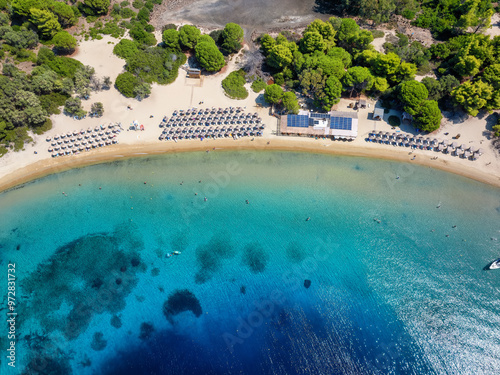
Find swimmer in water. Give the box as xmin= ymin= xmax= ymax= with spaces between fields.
xmin=204 ymin=197 xmax=207 ymax=202
xmin=306 ymin=217 xmax=310 ymax=221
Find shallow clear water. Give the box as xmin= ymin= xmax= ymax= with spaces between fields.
xmin=1 ymin=151 xmax=499 ymax=374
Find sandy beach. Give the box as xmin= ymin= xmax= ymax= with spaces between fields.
xmin=0 ymin=35 xmax=499 ymax=193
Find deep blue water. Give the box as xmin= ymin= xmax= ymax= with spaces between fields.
xmin=0 ymin=151 xmax=499 ymax=374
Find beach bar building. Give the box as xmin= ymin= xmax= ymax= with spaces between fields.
xmin=187 ymin=68 xmax=201 ymax=78
xmin=280 ymin=111 xmax=358 ymax=139
xmin=373 ymin=107 xmax=384 ymax=121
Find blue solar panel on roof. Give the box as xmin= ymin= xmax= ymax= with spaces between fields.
xmin=287 ymin=115 xmax=309 ymax=128
xmin=310 ymin=113 xmax=330 ymax=119
xmin=329 ymin=117 xmax=352 ymax=130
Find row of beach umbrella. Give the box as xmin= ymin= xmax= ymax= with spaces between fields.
xmin=160 ymin=125 xmax=263 ymax=141
xmin=366 ymin=131 xmax=483 ymax=160
xmin=46 ymin=123 xmax=122 ymax=157
xmin=172 ymin=106 xmax=245 ymax=117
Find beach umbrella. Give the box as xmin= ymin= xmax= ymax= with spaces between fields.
xmin=464 ymin=151 xmax=471 ymax=158
xmin=66 ymin=132 xmax=72 ymax=137
xmin=438 ymin=144 xmax=444 ymax=151
xmin=470 ymin=146 xmax=477 ymax=153
xmin=476 ymin=148 xmax=484 ymax=155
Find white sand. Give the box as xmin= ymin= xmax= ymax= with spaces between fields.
xmin=0 ymin=36 xmax=499 ymax=192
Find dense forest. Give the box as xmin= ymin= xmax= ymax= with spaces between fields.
xmin=0 ymin=0 xmax=498 ymax=157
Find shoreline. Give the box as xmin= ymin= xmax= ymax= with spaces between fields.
xmin=1 ymin=137 xmax=499 ymax=194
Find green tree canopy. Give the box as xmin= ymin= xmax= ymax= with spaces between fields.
xmin=319 ymin=75 xmax=342 ymax=111
xmin=282 ymin=91 xmax=299 ymax=114
xmin=267 ymin=44 xmax=293 ymax=69
xmin=399 ymin=80 xmax=428 ymax=115
xmin=52 ymin=30 xmax=77 ymax=54
xmin=179 ymin=25 xmax=201 ymax=50
xmin=454 ymin=55 xmax=482 ymax=78
xmin=84 ymin=0 xmax=110 ymax=16
xmin=452 ymin=80 xmax=493 ymax=116
xmin=299 ymin=68 xmax=326 ymax=99
xmin=414 ymin=100 xmax=442 ymax=132
xmin=481 ymin=64 xmax=500 ymax=89
xmin=115 ymin=72 xmax=142 ymax=98
xmin=51 ymin=1 xmax=78 ymax=27
xmin=264 ymin=84 xmax=284 ymax=105
xmin=222 ymin=23 xmax=244 ymax=45
xmin=327 ymin=47 xmax=352 ymax=68
xmin=129 ymin=24 xmax=157 ymax=46
xmin=300 ymin=31 xmax=326 ymax=53
xmin=162 ymin=29 xmax=180 ymax=50
xmin=303 ymin=53 xmax=345 ymax=80
xmin=336 ymin=18 xmax=360 ymax=42
xmin=29 ymin=8 xmax=61 ymax=39
xmin=342 ymin=66 xmax=374 ymax=96
xmin=12 ymin=0 xmax=52 ymax=17
xmin=195 ymin=36 xmax=225 ymax=71
xmin=113 ymin=39 xmax=139 ymax=60
xmin=259 ymin=34 xmax=276 ymax=56
xmin=306 ymin=19 xmax=336 ymax=41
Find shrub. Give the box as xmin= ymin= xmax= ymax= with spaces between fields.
xmin=115 ymin=71 xmax=141 ymax=97
xmin=388 ymin=115 xmax=401 ymax=126
xmin=39 ymin=92 xmax=70 ymax=115
xmin=132 ymin=0 xmax=144 ymax=9
xmin=64 ymin=97 xmax=86 ymax=117
xmin=371 ymin=30 xmax=385 ymax=39
xmin=37 ymin=46 xmax=55 ymax=65
xmin=137 ymin=7 xmax=150 ymax=22
xmin=222 ymin=70 xmax=248 ymax=99
xmin=402 ymin=10 xmax=416 ymax=20
xmin=15 ymin=49 xmax=37 ymax=62
xmin=162 ymin=24 xmax=177 ymax=31
xmin=32 ymin=118 xmax=53 ymax=135
xmin=52 ymin=30 xmax=77 ymax=54
xmin=251 ymin=78 xmax=266 ymax=92
xmin=90 ymin=102 xmax=104 ymax=117
xmin=120 ymin=7 xmax=136 ymax=18
xmin=113 ymin=39 xmax=139 ymax=59
xmin=129 ymin=24 xmax=157 ymax=45
xmin=46 ymin=56 xmax=84 ymax=78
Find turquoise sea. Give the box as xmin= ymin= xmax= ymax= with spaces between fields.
xmin=0 ymin=151 xmax=499 ymax=374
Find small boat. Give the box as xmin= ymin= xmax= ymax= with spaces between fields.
xmin=489 ymin=258 xmax=500 ymax=270
xmin=173 ymin=251 xmax=181 ymax=255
